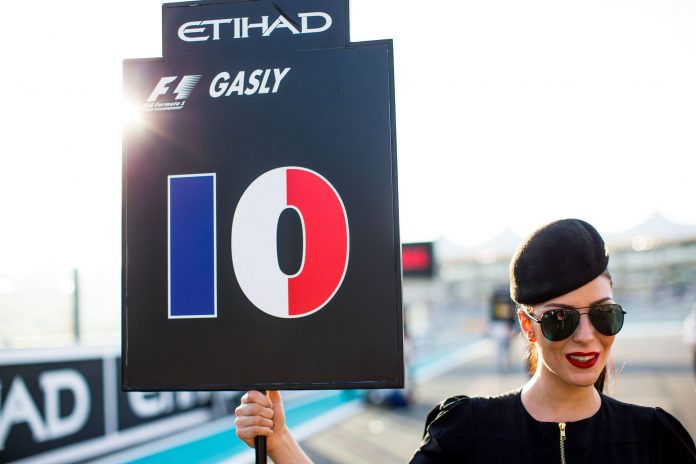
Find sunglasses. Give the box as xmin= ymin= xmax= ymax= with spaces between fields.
xmin=524 ymin=303 xmax=626 ymax=342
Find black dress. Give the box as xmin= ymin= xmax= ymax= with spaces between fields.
xmin=410 ymin=390 xmax=696 ymax=463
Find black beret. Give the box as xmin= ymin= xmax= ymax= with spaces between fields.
xmin=510 ymin=219 xmax=609 ymax=305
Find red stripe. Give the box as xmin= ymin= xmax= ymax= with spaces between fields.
xmin=287 ymin=168 xmax=348 ymax=315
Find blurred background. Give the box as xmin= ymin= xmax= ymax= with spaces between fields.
xmin=1 ymin=0 xmax=696 ymax=462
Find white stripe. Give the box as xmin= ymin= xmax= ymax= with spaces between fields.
xmin=232 ymin=167 xmax=289 ymax=316
xmin=88 ymin=413 xmax=232 ymax=464
xmin=9 ymin=409 xmax=211 ymax=464
xmin=0 ymin=345 xmax=119 ymax=365
xmin=213 ymin=173 xmax=218 ymax=317
xmin=168 ymin=174 xmax=171 ymax=318
xmin=414 ymin=339 xmax=493 ymax=384
xmin=174 ymin=75 xmax=202 ymax=100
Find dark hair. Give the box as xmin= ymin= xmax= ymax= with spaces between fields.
xmin=523 ymin=271 xmax=613 ymax=393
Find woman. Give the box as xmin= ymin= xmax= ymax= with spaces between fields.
xmin=235 ymin=219 xmax=696 ymax=463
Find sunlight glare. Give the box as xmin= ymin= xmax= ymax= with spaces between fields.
xmin=122 ymin=99 xmax=144 ymax=128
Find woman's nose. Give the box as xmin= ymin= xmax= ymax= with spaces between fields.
xmin=572 ymin=313 xmax=596 ymax=342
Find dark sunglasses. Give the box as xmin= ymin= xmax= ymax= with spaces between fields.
xmin=524 ymin=303 xmax=626 ymax=342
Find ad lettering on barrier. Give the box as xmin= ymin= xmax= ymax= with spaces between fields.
xmin=0 ymin=360 xmax=103 ymax=462
xmin=0 ymin=353 xmax=235 ymax=462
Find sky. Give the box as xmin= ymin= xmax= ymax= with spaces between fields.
xmin=1 ymin=0 xmax=695 ymax=281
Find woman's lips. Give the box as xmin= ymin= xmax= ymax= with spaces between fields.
xmin=566 ymin=352 xmax=599 ymax=369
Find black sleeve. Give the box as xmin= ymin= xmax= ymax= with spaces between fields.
xmin=654 ymin=407 xmax=696 ymax=463
xmin=409 ymin=431 xmax=451 ymax=464
xmin=409 ymin=396 xmax=469 ymax=464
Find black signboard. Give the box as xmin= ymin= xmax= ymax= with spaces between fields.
xmin=490 ymin=287 xmax=516 ymax=322
xmin=123 ymin=0 xmax=402 ymax=391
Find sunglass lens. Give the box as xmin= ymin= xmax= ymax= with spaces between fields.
xmin=589 ymin=304 xmax=625 ymax=336
xmin=541 ymin=309 xmax=580 ymax=341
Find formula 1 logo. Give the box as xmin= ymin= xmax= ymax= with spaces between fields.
xmin=232 ymin=167 xmax=349 ymax=318
xmin=143 ymin=75 xmax=202 ymax=112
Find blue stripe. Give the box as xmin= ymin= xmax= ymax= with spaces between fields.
xmin=169 ymin=175 xmax=216 ymax=317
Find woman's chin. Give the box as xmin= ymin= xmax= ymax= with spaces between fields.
xmin=562 ymin=367 xmax=604 ymax=388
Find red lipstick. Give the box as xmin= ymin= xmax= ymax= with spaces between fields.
xmin=566 ymin=352 xmax=599 ymax=369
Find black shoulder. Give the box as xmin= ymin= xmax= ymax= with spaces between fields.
xmin=599 ymin=394 xmax=658 ymax=442
xmin=601 ymin=394 xmax=696 ymax=460
xmin=421 ymin=390 xmax=520 ymax=438
xmin=411 ymin=396 xmax=473 ymax=464
xmin=420 ymin=395 xmax=470 ymax=439
xmin=653 ymin=407 xmax=696 ymax=462
xmin=600 ymin=394 xmax=656 ymax=422
xmin=411 ymin=391 xmax=522 ymax=463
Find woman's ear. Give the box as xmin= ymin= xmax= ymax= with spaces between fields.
xmin=517 ymin=306 xmax=536 ymax=342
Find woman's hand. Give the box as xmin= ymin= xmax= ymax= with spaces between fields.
xmin=235 ymin=390 xmax=311 ymax=463
xmin=235 ymin=390 xmax=284 ymax=449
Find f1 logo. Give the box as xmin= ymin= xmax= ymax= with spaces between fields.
xmin=168 ymin=167 xmax=349 ymax=319
xmin=147 ymin=75 xmax=202 ymax=102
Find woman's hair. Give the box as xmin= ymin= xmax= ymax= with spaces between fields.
xmin=522 ymin=271 xmax=613 ymax=393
